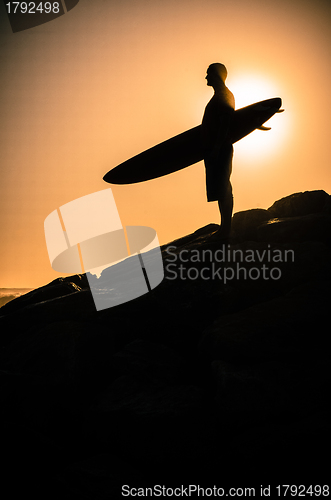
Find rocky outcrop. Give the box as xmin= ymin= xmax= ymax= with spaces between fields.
xmin=0 ymin=190 xmax=330 ymax=496
xmin=231 ymin=189 xmax=331 ymax=243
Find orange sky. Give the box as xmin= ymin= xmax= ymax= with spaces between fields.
xmin=1 ymin=0 xmax=331 ymax=288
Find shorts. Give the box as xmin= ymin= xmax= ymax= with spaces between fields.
xmin=204 ymin=143 xmax=233 ymax=202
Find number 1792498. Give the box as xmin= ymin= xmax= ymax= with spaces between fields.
xmin=276 ymin=485 xmax=329 ymax=496
xmin=5 ymin=2 xmax=60 ymax=14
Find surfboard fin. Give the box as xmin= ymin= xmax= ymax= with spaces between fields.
xmin=258 ymin=126 xmax=271 ymax=131
xmin=277 ymin=109 xmax=285 ymax=113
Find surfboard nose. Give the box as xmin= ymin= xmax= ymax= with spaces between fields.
xmin=259 ymin=97 xmax=282 ymax=109
xmin=273 ymin=97 xmax=282 ymax=109
xmin=254 ymin=98 xmax=282 ymax=114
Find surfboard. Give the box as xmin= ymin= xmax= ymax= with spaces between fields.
xmin=103 ymin=97 xmax=283 ymax=185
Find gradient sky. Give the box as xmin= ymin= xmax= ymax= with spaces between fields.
xmin=1 ymin=0 xmax=331 ymax=288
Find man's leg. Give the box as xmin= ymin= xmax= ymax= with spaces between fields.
xmin=217 ymin=180 xmax=233 ymax=238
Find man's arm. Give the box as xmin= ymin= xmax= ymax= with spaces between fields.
xmin=201 ymin=107 xmax=234 ymax=160
xmin=208 ymin=109 xmax=233 ymax=160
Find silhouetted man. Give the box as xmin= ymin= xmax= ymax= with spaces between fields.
xmin=201 ymin=63 xmax=235 ymax=239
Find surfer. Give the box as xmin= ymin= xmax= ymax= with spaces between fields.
xmin=201 ymin=63 xmax=235 ymax=240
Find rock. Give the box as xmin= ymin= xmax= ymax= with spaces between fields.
xmin=230 ymin=190 xmax=331 ymax=244
xmin=0 ymin=287 xmax=96 ymax=348
xmin=3 ymin=321 xmax=87 ymax=386
xmin=62 ymin=453 xmax=140 ymax=498
xmin=231 ymin=208 xmax=271 ymax=242
xmin=268 ymin=190 xmax=330 ymax=218
xmin=211 ymin=355 xmax=330 ymax=431
xmin=199 ymin=279 xmax=331 ymax=363
xmin=0 ymin=189 xmax=330 ymax=490
xmin=0 ymin=275 xmax=88 ymax=315
xmin=257 ymin=213 xmax=331 ymax=244
xmin=161 ymin=223 xmax=219 ymax=251
xmin=1 ymin=420 xmax=69 ymax=498
xmin=83 ymin=375 xmax=207 ymax=475
xmin=227 ymin=411 xmax=331 ymax=482
xmin=111 ymin=339 xmax=183 ymax=383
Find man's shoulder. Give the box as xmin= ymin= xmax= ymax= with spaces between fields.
xmin=207 ymin=88 xmax=235 ymax=110
xmin=220 ymin=86 xmax=235 ymax=109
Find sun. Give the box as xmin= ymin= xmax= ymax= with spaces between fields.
xmin=228 ymin=74 xmax=289 ymax=166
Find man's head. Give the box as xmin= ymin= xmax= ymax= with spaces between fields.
xmin=206 ymin=63 xmax=228 ymax=86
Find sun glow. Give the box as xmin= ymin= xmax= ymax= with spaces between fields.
xmin=228 ymin=74 xmax=289 ymax=166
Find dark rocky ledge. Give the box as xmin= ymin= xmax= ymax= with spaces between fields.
xmin=1 ymin=190 xmax=330 ymax=497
